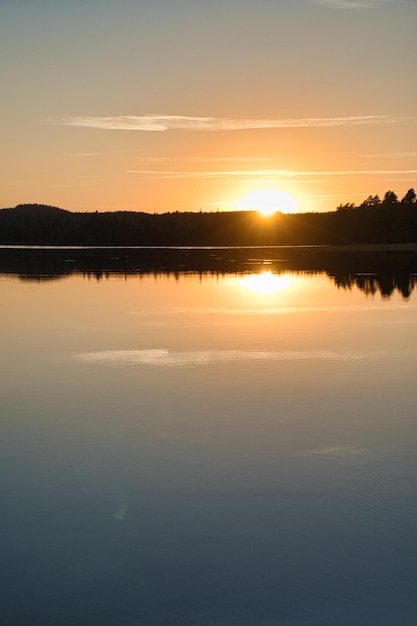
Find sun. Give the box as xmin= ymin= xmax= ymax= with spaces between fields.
xmin=237 ymin=188 xmax=297 ymax=216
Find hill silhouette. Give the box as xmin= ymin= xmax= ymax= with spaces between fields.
xmin=0 ymin=191 xmax=416 ymax=246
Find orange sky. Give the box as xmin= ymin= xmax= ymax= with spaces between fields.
xmin=1 ymin=0 xmax=416 ymax=214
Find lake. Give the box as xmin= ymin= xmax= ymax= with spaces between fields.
xmin=1 ymin=246 xmax=417 ymax=625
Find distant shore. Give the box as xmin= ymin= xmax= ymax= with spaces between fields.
xmin=1 ymin=242 xmax=417 ymax=252
xmin=1 ymin=202 xmax=416 ymax=247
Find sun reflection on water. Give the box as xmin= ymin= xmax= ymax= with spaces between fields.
xmin=239 ymin=271 xmax=292 ymax=295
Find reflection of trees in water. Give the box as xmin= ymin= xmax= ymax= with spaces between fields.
xmin=332 ymin=272 xmax=416 ymax=299
xmin=0 ymin=246 xmax=416 ymax=299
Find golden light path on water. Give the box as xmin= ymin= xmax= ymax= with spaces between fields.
xmin=239 ymin=271 xmax=292 ymax=295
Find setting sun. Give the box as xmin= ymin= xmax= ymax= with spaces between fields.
xmin=237 ymin=189 xmax=297 ymax=216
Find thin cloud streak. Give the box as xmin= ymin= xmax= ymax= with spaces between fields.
xmin=126 ymin=168 xmax=417 ymax=180
xmin=361 ymin=152 xmax=417 ymax=159
xmin=140 ymin=156 xmax=277 ymax=163
xmin=61 ymin=114 xmax=413 ymax=132
xmin=68 ymin=153 xmax=97 ymax=158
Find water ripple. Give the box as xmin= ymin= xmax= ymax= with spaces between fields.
xmin=74 ymin=348 xmax=386 ymax=368
xmin=353 ymin=463 xmax=417 ymax=534
xmin=300 ymin=446 xmax=370 ymax=458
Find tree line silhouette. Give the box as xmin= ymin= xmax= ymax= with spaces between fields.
xmin=0 ymin=189 xmax=416 ymax=246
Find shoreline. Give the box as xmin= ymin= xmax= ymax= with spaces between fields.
xmin=1 ymin=243 xmax=417 ymax=252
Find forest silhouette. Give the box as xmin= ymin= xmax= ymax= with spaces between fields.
xmin=0 ymin=189 xmax=416 ymax=246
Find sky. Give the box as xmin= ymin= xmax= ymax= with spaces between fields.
xmin=1 ymin=0 xmax=416 ymax=214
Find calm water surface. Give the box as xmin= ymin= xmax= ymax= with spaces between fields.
xmin=1 ymin=250 xmax=417 ymax=625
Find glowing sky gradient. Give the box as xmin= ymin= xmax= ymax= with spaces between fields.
xmin=1 ymin=0 xmax=416 ymax=213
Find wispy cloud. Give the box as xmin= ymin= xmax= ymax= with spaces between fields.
xmin=361 ymin=152 xmax=417 ymax=159
xmin=140 ymin=156 xmax=277 ymax=163
xmin=61 ymin=113 xmax=413 ymax=132
xmin=68 ymin=152 xmax=97 ymax=158
xmin=126 ymin=168 xmax=417 ymax=180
